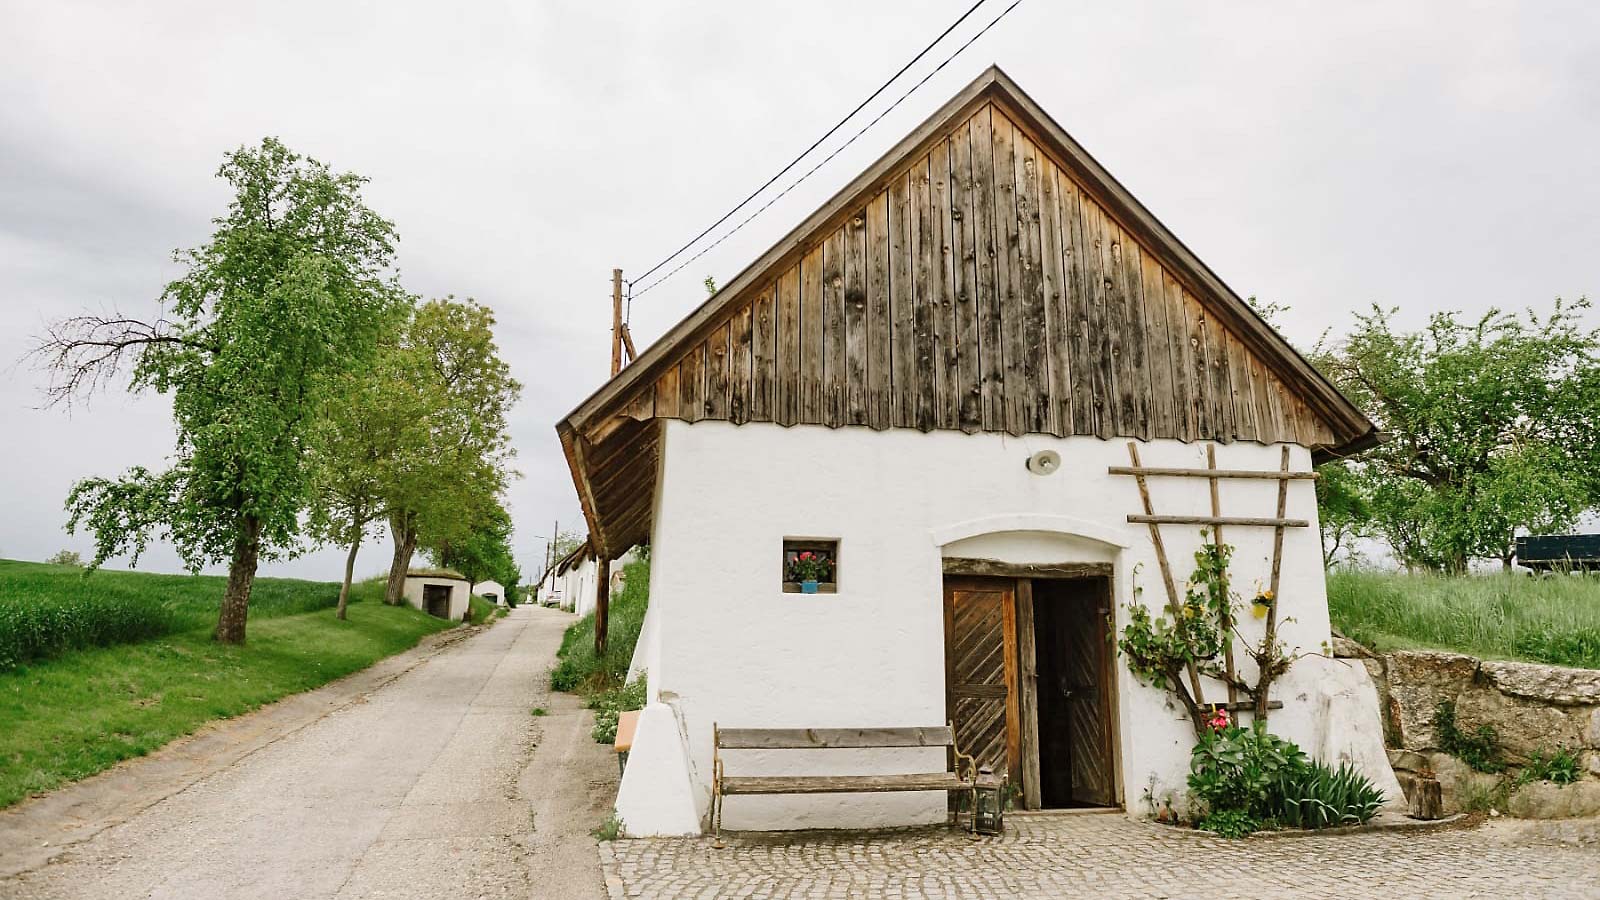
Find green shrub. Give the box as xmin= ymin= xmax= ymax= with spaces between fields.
xmin=1518 ymin=747 xmax=1581 ymax=786
xmin=1188 ymin=719 xmax=1308 ymax=820
xmin=1434 ymin=700 xmax=1505 ymax=773
xmin=1197 ymin=808 xmax=1262 ymax=838
xmin=589 ymin=676 xmax=647 ymax=745
xmin=1271 ymin=760 xmax=1385 ymax=829
xmin=550 ymin=558 xmax=649 ymax=693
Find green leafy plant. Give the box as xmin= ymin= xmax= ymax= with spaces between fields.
xmin=589 ymin=676 xmax=647 ymax=745
xmin=1188 ymin=717 xmax=1309 ymax=821
xmin=1196 ymin=807 xmax=1262 ymax=839
xmin=1517 ymin=747 xmax=1581 ymax=786
xmin=1271 ymin=760 xmax=1385 ymax=829
xmin=529 ymin=706 xmax=548 ymax=717
xmin=592 ymin=813 xmax=623 ymax=841
xmin=1433 ymin=700 xmax=1505 ymax=773
xmin=786 ymin=550 xmax=833 ymax=583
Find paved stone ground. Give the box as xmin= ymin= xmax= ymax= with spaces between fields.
xmin=601 ymin=812 xmax=1600 ymax=899
xmin=3 ymin=605 xmax=619 ymax=900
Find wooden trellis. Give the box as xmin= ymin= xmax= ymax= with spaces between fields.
xmin=1110 ymin=442 xmax=1314 ymax=714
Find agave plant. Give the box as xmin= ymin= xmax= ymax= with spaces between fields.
xmin=1273 ymin=761 xmax=1385 ymax=829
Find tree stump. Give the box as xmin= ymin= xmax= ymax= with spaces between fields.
xmin=1408 ymin=775 xmax=1444 ymax=820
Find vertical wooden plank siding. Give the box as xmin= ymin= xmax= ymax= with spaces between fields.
xmin=1101 ymin=217 xmax=1132 ymax=438
xmin=911 ymin=153 xmax=937 ymax=431
xmin=1013 ymin=131 xmax=1049 ymax=435
xmin=750 ymin=285 xmax=775 ymax=422
xmin=1141 ymin=250 xmax=1175 ymax=440
xmin=929 ymin=138 xmax=956 ymax=430
xmin=947 ymin=121 xmax=983 ymax=433
xmin=730 ymin=306 xmax=752 ymax=424
xmin=679 ymin=341 xmax=704 ymax=424
xmin=844 ymin=209 xmax=869 ymax=426
xmin=866 ymin=190 xmax=892 ymax=429
xmin=1164 ymin=272 xmax=1193 ymax=442
xmin=607 ymin=100 xmax=1355 ymax=456
xmin=969 ymin=107 xmax=1004 ymax=432
xmin=888 ymin=173 xmax=916 ymax=429
xmin=799 ymin=245 xmax=824 ymax=423
xmin=703 ymin=322 xmax=730 ymax=420
xmin=1038 ymin=161 xmax=1070 ymax=436
xmin=1183 ymin=289 xmax=1213 ymax=439
xmin=1084 ymin=201 xmax=1116 ymax=438
xmin=1060 ymin=179 xmax=1095 ymax=436
xmin=822 ymin=228 xmax=847 ymax=427
xmin=655 ymin=363 xmax=681 ymax=419
xmin=991 ymin=113 xmax=1025 ymax=436
xmin=1120 ymin=237 xmax=1152 ymax=440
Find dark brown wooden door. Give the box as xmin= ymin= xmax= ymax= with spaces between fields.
xmin=1034 ymin=578 xmax=1115 ymax=807
xmin=943 ymin=576 xmax=1020 ymax=780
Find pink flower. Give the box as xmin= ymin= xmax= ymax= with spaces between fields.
xmin=1206 ymin=708 xmax=1230 ymax=730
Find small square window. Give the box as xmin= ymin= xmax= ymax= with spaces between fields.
xmin=782 ymin=538 xmax=838 ymax=594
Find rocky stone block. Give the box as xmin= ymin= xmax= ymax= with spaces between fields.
xmin=1454 ymin=688 xmax=1583 ymax=763
xmin=1587 ymin=708 xmax=1600 ymax=749
xmin=1479 ymin=660 xmax=1600 ymax=706
xmin=1506 ymin=781 xmax=1600 ymax=819
xmin=1384 ymin=651 xmax=1480 ymax=749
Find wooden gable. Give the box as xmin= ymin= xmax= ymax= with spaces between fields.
xmin=560 ymin=67 xmax=1376 ymax=556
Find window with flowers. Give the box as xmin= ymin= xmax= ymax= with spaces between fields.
xmin=782 ymin=539 xmax=838 ymax=593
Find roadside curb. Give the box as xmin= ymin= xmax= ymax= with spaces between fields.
xmin=0 ymin=619 xmax=487 ymax=879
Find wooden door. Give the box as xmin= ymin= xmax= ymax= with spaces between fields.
xmin=1033 ymin=578 xmax=1116 ymax=807
xmin=943 ymin=576 xmax=1020 ymax=781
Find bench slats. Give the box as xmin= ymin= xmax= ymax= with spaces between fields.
xmin=716 ymin=726 xmax=954 ymax=750
xmin=720 ymin=773 xmax=963 ymax=795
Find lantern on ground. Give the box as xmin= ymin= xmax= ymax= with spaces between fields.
xmin=971 ymin=766 xmax=1005 ymax=836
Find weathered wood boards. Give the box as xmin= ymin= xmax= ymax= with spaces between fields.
xmin=624 ymin=101 xmax=1337 ymax=456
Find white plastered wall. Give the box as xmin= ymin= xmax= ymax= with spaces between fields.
xmin=401 ymin=576 xmax=469 ymax=621
xmin=616 ymin=419 xmax=1379 ymax=835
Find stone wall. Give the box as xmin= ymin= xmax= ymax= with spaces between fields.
xmin=1353 ymin=647 xmax=1600 ymax=818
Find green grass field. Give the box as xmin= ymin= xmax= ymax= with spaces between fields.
xmin=1327 ymin=569 xmax=1600 ymax=668
xmin=0 ymin=560 xmax=456 ymax=808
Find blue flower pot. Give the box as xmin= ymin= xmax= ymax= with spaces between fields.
xmin=801 ymin=580 xmax=819 ymax=594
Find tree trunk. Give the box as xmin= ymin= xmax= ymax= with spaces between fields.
xmin=214 ymin=514 xmax=262 ymax=644
xmin=337 ymin=535 xmax=361 ymax=621
xmin=385 ymin=512 xmax=416 ymax=605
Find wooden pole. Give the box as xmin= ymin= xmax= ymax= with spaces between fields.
xmin=1255 ymin=446 xmax=1292 ymax=720
xmin=1208 ymin=445 xmax=1239 ymax=706
xmin=611 ymin=269 xmax=624 ymax=377
xmin=1127 ymin=443 xmax=1205 ymax=708
xmin=595 ymin=556 xmax=611 ymax=657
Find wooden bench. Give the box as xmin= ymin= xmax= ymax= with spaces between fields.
xmin=710 ymin=724 xmax=975 ymax=837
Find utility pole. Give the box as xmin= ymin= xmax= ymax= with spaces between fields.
xmin=610 ymin=268 xmax=624 ymax=377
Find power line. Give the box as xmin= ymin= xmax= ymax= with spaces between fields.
xmin=633 ymin=0 xmax=1022 ymax=299
xmin=630 ymin=0 xmax=998 ymax=290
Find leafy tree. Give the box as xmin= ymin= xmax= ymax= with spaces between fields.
xmin=1314 ymin=301 xmax=1600 ymax=571
xmin=377 ymin=299 xmax=520 ymax=604
xmin=434 ymin=502 xmax=521 ymax=601
xmin=1314 ymin=461 xmax=1373 ymax=567
xmin=34 ymin=138 xmax=406 ymax=642
xmin=45 ymin=550 xmax=84 ymax=568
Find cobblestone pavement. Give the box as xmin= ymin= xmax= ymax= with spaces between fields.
xmin=601 ymin=812 xmax=1600 ymax=899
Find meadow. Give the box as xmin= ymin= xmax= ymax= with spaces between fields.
xmin=1327 ymin=569 xmax=1600 ymax=668
xmin=0 ymin=560 xmax=458 ymax=807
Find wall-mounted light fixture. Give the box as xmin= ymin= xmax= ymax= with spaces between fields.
xmin=1025 ymin=449 xmax=1061 ymax=476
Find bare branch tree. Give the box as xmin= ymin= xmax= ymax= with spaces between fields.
xmin=26 ymin=310 xmax=215 ymax=408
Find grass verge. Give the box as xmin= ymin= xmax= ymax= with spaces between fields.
xmin=1327 ymin=569 xmax=1600 ymax=668
xmin=549 ymin=557 xmax=649 ymax=744
xmin=0 ymin=558 xmax=384 ymax=669
xmin=0 ymin=600 xmax=451 ymax=808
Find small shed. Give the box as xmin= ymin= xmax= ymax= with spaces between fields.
xmin=402 ymin=569 xmax=471 ymax=620
xmin=558 ymin=67 xmax=1386 ymax=837
xmin=474 ymin=580 xmax=507 ymax=606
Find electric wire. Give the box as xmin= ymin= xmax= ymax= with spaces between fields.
xmin=631 ymin=0 xmax=1022 ymax=300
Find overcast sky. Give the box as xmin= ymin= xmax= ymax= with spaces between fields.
xmin=2 ymin=1 xmax=1597 ymax=582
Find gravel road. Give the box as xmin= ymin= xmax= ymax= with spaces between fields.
xmin=2 ymin=605 xmax=618 ymax=900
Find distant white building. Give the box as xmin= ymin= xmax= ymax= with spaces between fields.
xmin=401 ymin=569 xmax=470 ymax=621
xmin=474 ymin=580 xmax=507 ymax=606
xmin=546 ymin=540 xmax=635 ymax=617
